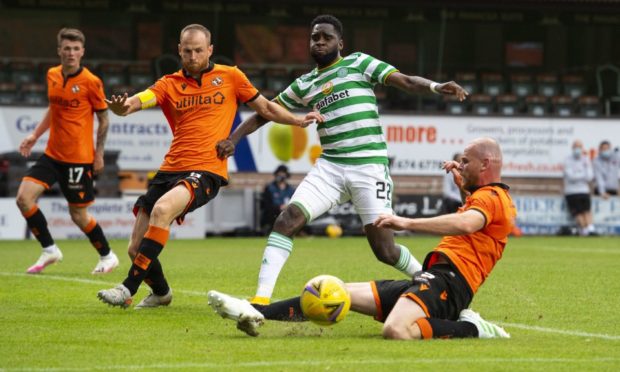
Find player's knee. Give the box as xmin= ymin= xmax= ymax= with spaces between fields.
xmin=150 ymin=202 xmax=171 ymax=221
xmin=69 ymin=210 xmax=88 ymax=227
xmin=382 ymin=323 xmax=411 ymax=340
xmin=15 ymin=192 xmax=35 ymax=212
xmin=273 ymin=206 xmax=305 ymax=235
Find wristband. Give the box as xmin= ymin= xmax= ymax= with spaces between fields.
xmin=430 ymin=82 xmax=440 ymax=94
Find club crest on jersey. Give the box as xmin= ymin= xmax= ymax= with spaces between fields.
xmin=212 ymin=77 xmax=223 ymax=86
xmin=181 ymin=83 xmax=187 ymax=91
xmin=321 ymin=82 xmax=334 ymax=95
xmin=71 ymin=85 xmax=80 ymax=94
xmin=337 ymin=67 xmax=348 ymax=78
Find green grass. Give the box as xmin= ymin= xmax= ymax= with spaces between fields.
xmin=0 ymin=236 xmax=619 ymax=371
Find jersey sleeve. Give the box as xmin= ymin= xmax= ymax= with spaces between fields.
xmin=467 ymin=190 xmax=498 ymax=228
xmin=233 ymin=67 xmax=260 ymax=103
xmin=276 ymin=80 xmax=307 ymax=110
xmin=148 ymin=77 xmax=170 ymax=106
xmin=88 ymin=75 xmax=108 ymax=111
xmin=358 ymin=52 xmax=398 ymax=85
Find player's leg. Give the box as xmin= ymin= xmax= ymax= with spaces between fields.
xmin=68 ymin=205 xmax=119 ymax=274
xmin=17 ymin=179 xmax=63 ymax=273
xmin=120 ymin=184 xmax=190 ymax=296
xmin=349 ymin=163 xmax=421 ymax=276
xmin=252 ymin=159 xmax=346 ymax=305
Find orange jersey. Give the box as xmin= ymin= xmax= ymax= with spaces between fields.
xmin=427 ymin=184 xmax=517 ymax=294
xmin=148 ymin=63 xmax=259 ymax=179
xmin=45 ymin=66 xmax=107 ymax=164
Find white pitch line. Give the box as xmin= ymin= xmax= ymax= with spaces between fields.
xmin=2 ymin=271 xmax=619 ymax=341
xmin=3 ymin=357 xmax=619 ymax=371
xmin=496 ymin=321 xmax=620 ymax=341
xmin=0 ymin=272 xmax=206 ymax=297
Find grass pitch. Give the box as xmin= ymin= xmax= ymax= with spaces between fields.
xmin=1 ymin=236 xmax=619 ymax=371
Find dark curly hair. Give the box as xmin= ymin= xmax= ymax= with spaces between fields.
xmin=311 ymin=14 xmax=343 ymax=38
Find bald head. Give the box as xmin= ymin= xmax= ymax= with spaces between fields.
xmin=459 ymin=137 xmax=503 ymax=190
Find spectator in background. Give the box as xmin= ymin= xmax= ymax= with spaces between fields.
xmin=593 ymin=140 xmax=619 ymax=199
xmin=261 ymin=165 xmax=295 ymax=233
xmin=441 ymin=152 xmax=463 ymax=214
xmin=563 ymin=140 xmax=596 ymax=236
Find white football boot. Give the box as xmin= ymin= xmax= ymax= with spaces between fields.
xmin=207 ymin=290 xmax=265 ymax=337
xmin=92 ymin=251 xmax=120 ymax=274
xmin=26 ymin=247 xmax=63 ymax=274
xmin=459 ymin=309 xmax=510 ymax=339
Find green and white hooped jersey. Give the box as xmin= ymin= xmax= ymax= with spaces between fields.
xmin=276 ymin=52 xmax=397 ymax=165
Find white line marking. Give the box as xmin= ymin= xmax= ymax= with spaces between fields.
xmin=0 ymin=272 xmax=206 ymax=296
xmin=522 ymin=246 xmax=620 ymax=255
xmin=2 ymin=271 xmax=619 ymax=341
xmin=496 ymin=322 xmax=620 ymax=340
xmin=3 ymin=357 xmax=619 ymax=371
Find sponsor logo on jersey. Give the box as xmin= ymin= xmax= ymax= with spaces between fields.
xmin=321 ymin=82 xmax=334 ymax=95
xmin=175 ymin=91 xmax=225 ymax=109
xmin=49 ymin=96 xmax=80 ymax=108
xmin=315 ymin=90 xmax=351 ymax=111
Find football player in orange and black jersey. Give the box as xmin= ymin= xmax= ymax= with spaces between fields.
xmin=209 ymin=138 xmax=515 ymax=340
xmin=96 ymin=24 xmax=323 ymax=309
xmin=16 ymin=28 xmax=119 ymax=275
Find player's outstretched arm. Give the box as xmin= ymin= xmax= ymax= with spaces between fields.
xmin=19 ymin=108 xmax=51 ymax=157
xmin=374 ymin=209 xmax=485 ymax=236
xmin=385 ymin=72 xmax=469 ymax=101
xmin=105 ymin=92 xmax=142 ymax=117
xmin=247 ymin=95 xmax=322 ymax=128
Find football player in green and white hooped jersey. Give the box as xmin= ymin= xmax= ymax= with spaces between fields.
xmin=217 ymin=14 xmax=469 ymax=306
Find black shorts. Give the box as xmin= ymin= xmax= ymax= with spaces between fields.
xmin=565 ymin=193 xmax=591 ymax=216
xmin=133 ymin=170 xmax=223 ymax=224
xmin=24 ymin=154 xmax=94 ymax=205
xmin=371 ymin=264 xmax=472 ymax=322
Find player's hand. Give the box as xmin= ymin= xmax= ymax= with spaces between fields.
xmin=93 ymin=152 xmax=104 ymax=175
xmin=216 ymin=139 xmax=235 ymax=159
xmin=373 ymin=214 xmax=409 ymax=231
xmin=19 ymin=134 xmax=37 ymax=157
xmin=105 ymin=93 xmax=131 ymax=116
xmin=436 ymin=81 xmax=468 ymax=101
xmin=442 ymin=161 xmax=463 ymax=188
xmin=299 ymin=111 xmax=324 ymax=128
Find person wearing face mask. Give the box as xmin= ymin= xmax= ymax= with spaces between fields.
xmin=593 ymin=140 xmax=619 ymax=199
xmin=563 ymin=140 xmax=596 ymax=236
xmin=260 ymin=165 xmax=295 ymax=234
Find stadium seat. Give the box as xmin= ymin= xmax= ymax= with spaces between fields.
xmin=595 ymin=63 xmax=620 ymax=116
xmin=510 ymin=73 xmax=534 ymax=97
xmin=265 ymin=68 xmax=291 ymax=96
xmin=578 ymin=96 xmax=602 ymax=117
xmin=127 ymin=62 xmax=153 ymax=91
xmin=551 ymin=95 xmax=574 ymax=117
xmin=0 ymin=82 xmax=19 ymax=104
xmin=110 ymin=84 xmax=137 ymax=97
xmin=21 ymin=82 xmax=47 ymax=105
xmin=153 ymin=54 xmax=181 ymax=77
xmin=562 ymin=74 xmax=586 ymax=99
xmin=0 ymin=61 xmax=9 ymax=83
xmin=470 ymin=94 xmax=494 ymax=115
xmin=99 ymin=62 xmax=127 ymax=89
xmin=38 ymin=61 xmax=57 ymax=83
xmin=496 ymin=94 xmax=520 ymax=116
xmin=525 ymin=95 xmax=549 ymax=116
xmin=481 ymin=73 xmax=505 ymax=97
xmin=241 ymin=67 xmax=265 ymax=91
xmin=9 ymin=60 xmax=37 ymax=87
xmin=444 ymin=94 xmax=468 ymax=115
xmin=455 ymin=72 xmax=478 ymax=95
xmin=536 ymin=73 xmax=559 ymax=97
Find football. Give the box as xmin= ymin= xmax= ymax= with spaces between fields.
xmin=300 ymin=275 xmax=351 ymax=326
xmin=325 ymin=224 xmax=343 ymax=238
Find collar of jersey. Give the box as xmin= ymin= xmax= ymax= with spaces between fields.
xmin=316 ymin=56 xmax=343 ymax=73
xmin=182 ymin=61 xmax=215 ymax=84
xmin=62 ymin=66 xmax=84 ymax=79
xmin=468 ymin=182 xmax=510 ymax=193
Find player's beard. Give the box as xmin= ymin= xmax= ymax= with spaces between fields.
xmin=311 ymin=49 xmax=339 ymax=68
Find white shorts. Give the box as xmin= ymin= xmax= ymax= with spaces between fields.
xmin=290 ymin=158 xmax=394 ymax=226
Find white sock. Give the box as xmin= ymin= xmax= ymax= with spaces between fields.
xmin=43 ymin=244 xmax=59 ymax=254
xmin=393 ymin=244 xmax=422 ymax=276
xmin=255 ymin=232 xmax=293 ymax=299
